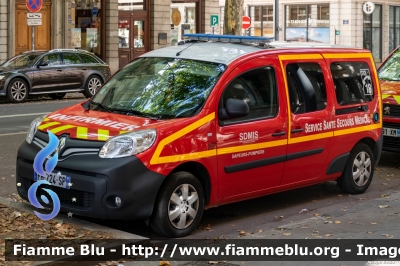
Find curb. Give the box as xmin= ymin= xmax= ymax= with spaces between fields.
xmin=0 ymin=196 xmax=149 ymax=265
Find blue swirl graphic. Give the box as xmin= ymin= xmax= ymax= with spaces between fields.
xmin=33 ymin=130 xmax=59 ymax=176
xmin=28 ymin=180 xmax=60 ymax=221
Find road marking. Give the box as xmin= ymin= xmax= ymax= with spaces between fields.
xmin=0 ymin=112 xmax=48 ymax=119
xmin=0 ymin=132 xmax=26 ymax=137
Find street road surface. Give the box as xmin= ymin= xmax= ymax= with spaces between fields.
xmin=0 ymin=94 xmax=399 ymax=242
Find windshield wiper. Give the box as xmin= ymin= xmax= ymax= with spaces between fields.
xmin=90 ymin=101 xmax=113 ymax=113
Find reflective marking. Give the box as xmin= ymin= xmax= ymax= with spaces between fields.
xmin=38 ymin=122 xmax=61 ymax=130
xmin=119 ymin=130 xmax=130 ymax=134
xmin=288 ymin=132 xmax=333 ymax=144
xmin=322 ymin=53 xmax=371 ymax=59
xmin=50 ymin=125 xmax=76 ymax=134
xmin=98 ymin=129 xmax=109 ymax=141
xmin=77 ymin=127 xmax=88 ymax=139
xmin=218 ymin=139 xmax=287 ymax=155
xmin=150 ymin=113 xmax=215 ymax=165
xmin=334 ymin=124 xmax=381 ymax=136
xmin=279 ymin=54 xmax=323 ymax=60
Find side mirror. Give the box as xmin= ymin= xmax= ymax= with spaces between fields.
xmin=219 ymin=98 xmax=249 ymax=120
xmin=37 ymin=61 xmax=48 ymax=67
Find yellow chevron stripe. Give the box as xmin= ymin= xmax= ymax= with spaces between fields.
xmin=98 ymin=129 xmax=109 ymax=141
xmin=218 ymin=139 xmax=287 ymax=155
xmin=279 ymin=54 xmax=323 ymax=60
xmin=50 ymin=125 xmax=76 ymax=134
xmin=288 ymin=132 xmax=333 ymax=144
xmin=382 ymin=94 xmax=391 ymax=99
xmin=38 ymin=121 xmax=60 ymax=130
xmin=334 ymin=124 xmax=381 ymax=136
xmin=393 ymin=95 xmax=400 ymax=104
xmin=150 ymin=113 xmax=215 ymax=165
xmin=77 ymin=127 xmax=88 ymax=139
xmin=119 ymin=130 xmax=130 ymax=134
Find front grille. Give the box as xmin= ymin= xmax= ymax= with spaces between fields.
xmin=383 ymin=122 xmax=400 ymax=151
xmin=383 ymin=104 xmax=400 ymax=117
xmin=22 ymin=178 xmax=94 ymax=209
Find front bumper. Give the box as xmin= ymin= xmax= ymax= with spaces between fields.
xmin=16 ymin=131 xmax=166 ymax=219
xmin=382 ymin=117 xmax=400 ymax=152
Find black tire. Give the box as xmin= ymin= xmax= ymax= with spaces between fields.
xmin=83 ymin=75 xmax=102 ymax=98
xmin=7 ymin=78 xmax=29 ymax=103
xmin=48 ymin=93 xmax=66 ymax=100
xmin=337 ymin=143 xmax=374 ymax=194
xmin=150 ymin=172 xmax=204 ymax=238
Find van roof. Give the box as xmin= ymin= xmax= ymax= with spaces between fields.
xmin=142 ymin=41 xmax=368 ymax=65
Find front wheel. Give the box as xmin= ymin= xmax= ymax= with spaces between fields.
xmin=83 ymin=75 xmax=102 ymax=98
xmin=337 ymin=143 xmax=374 ymax=194
xmin=150 ymin=172 xmax=204 ymax=238
xmin=7 ymin=78 xmax=28 ymax=103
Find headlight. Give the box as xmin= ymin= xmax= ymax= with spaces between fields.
xmin=99 ymin=129 xmax=156 ymax=158
xmin=26 ymin=115 xmax=47 ymax=144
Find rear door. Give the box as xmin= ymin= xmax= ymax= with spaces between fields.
xmin=62 ymin=53 xmax=85 ymax=90
xmin=279 ymin=54 xmax=335 ymax=185
xmin=216 ymin=56 xmax=288 ymax=200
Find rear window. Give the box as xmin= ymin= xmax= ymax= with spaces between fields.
xmin=80 ymin=54 xmax=99 ymax=64
xmin=330 ymin=62 xmax=374 ymax=106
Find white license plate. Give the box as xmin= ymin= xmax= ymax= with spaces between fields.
xmin=383 ymin=127 xmax=399 ymax=137
xmin=34 ymin=172 xmax=71 ymax=189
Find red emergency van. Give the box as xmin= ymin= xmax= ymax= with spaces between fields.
xmin=17 ymin=34 xmax=382 ymax=237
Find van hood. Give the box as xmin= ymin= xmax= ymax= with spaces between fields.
xmin=38 ymin=102 xmax=179 ymax=141
xmin=380 ymin=80 xmax=400 ymax=105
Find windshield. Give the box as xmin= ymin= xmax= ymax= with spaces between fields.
xmin=379 ymin=48 xmax=400 ymax=81
xmin=90 ymin=57 xmax=226 ymax=118
xmin=1 ymin=54 xmax=42 ymax=68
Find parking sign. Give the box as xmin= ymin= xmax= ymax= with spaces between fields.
xmin=210 ymin=14 xmax=219 ymax=27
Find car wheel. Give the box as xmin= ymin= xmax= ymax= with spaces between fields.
xmin=48 ymin=93 xmax=66 ymax=100
xmin=150 ymin=172 xmax=204 ymax=238
xmin=337 ymin=143 xmax=374 ymax=194
xmin=7 ymin=78 xmax=28 ymax=103
xmin=83 ymin=75 xmax=102 ymax=98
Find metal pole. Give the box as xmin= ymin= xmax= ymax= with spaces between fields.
xmin=32 ymin=26 xmax=35 ymax=51
xmin=274 ymin=0 xmax=279 ymax=41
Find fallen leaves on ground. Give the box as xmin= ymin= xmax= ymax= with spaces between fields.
xmin=378 ymin=205 xmax=390 ymax=209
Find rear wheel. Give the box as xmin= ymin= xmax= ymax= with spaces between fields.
xmin=7 ymin=78 xmax=28 ymax=103
xmin=337 ymin=143 xmax=374 ymax=194
xmin=48 ymin=93 xmax=66 ymax=100
xmin=83 ymin=75 xmax=102 ymax=98
xmin=150 ymin=172 xmax=204 ymax=237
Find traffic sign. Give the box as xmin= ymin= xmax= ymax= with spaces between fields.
xmin=27 ymin=13 xmax=42 ymax=18
xmin=26 ymin=0 xmax=43 ymax=13
xmin=27 ymin=18 xmax=42 ymax=26
xmin=335 ymin=30 xmax=340 ymax=36
xmin=91 ymin=7 xmax=99 ymax=15
xmin=210 ymin=14 xmax=219 ymax=27
xmin=242 ymin=16 xmax=251 ymax=29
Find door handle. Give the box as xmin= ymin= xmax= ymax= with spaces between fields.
xmin=272 ymin=131 xmax=286 ymax=137
xmin=57 ymin=69 xmax=62 ymax=72
xmin=291 ymin=128 xmax=304 ymax=133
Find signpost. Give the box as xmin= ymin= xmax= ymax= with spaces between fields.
xmin=242 ymin=16 xmax=251 ymax=30
xmin=26 ymin=0 xmax=43 ymax=51
xmin=210 ymin=14 xmax=219 ymax=34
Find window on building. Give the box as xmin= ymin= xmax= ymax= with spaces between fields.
xmin=363 ymin=4 xmax=382 ymax=62
xmin=389 ymin=6 xmax=400 ymax=53
xmin=170 ymin=2 xmax=196 ymax=45
xmin=286 ymin=63 xmax=327 ymax=114
xmin=118 ymin=0 xmax=145 ymax=11
xmin=249 ymin=6 xmax=274 ymax=37
xmin=72 ymin=0 xmax=102 ymax=57
xmin=330 ymin=62 xmax=374 ymax=106
xmin=285 ymin=4 xmax=330 ymax=43
xmin=221 ymin=67 xmax=278 ymax=124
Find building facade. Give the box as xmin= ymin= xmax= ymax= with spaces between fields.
xmin=219 ymin=0 xmax=400 ymax=64
xmin=0 ymin=0 xmax=219 ymax=73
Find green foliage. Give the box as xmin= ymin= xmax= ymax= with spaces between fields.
xmin=379 ymin=48 xmax=400 ymax=81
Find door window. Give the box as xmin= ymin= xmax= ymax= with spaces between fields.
xmin=118 ymin=20 xmax=130 ymax=48
xmin=41 ymin=53 xmax=62 ymax=66
xmin=134 ymin=21 xmax=145 ymax=48
xmin=80 ymin=54 xmax=100 ymax=64
xmin=330 ymin=62 xmax=374 ymax=105
xmin=220 ymin=66 xmax=278 ymax=124
xmin=286 ymin=63 xmax=327 ymax=114
xmin=63 ymin=53 xmax=82 ymax=65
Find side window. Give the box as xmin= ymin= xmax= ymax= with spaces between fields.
xmin=221 ymin=66 xmax=277 ymax=124
xmin=330 ymin=62 xmax=374 ymax=106
xmin=63 ymin=53 xmax=82 ymax=65
xmin=80 ymin=54 xmax=99 ymax=64
xmin=41 ymin=53 xmax=62 ymax=66
xmin=286 ymin=63 xmax=327 ymax=114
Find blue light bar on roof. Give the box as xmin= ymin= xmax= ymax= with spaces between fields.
xmin=182 ymin=34 xmax=273 ymax=43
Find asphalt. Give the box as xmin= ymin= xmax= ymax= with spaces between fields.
xmin=3 ymin=189 xmax=400 ymax=266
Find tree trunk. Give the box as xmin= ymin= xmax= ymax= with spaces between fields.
xmin=223 ymin=0 xmax=244 ymax=35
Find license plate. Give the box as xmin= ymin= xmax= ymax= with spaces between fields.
xmin=383 ymin=127 xmax=399 ymax=137
xmin=34 ymin=172 xmax=71 ymax=189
